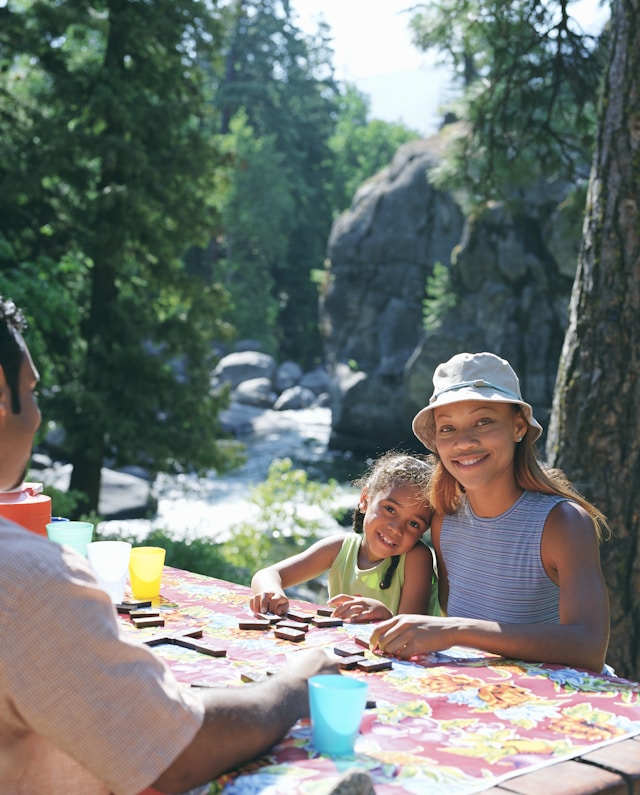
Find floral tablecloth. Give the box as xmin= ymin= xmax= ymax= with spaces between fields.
xmin=119 ymin=567 xmax=640 ymax=795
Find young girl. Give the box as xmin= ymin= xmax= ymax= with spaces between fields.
xmin=370 ymin=352 xmax=611 ymax=673
xmin=250 ymin=452 xmax=438 ymax=622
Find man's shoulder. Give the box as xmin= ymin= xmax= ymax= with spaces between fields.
xmin=0 ymin=518 xmax=89 ymax=593
xmin=0 ymin=516 xmax=49 ymax=559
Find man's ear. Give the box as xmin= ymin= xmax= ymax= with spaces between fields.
xmin=0 ymin=365 xmax=9 ymax=419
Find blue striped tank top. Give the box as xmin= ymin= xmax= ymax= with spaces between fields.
xmin=441 ymin=491 xmax=565 ymax=623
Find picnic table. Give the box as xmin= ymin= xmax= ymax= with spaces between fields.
xmin=123 ymin=567 xmax=640 ymax=795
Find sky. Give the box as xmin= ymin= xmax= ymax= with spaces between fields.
xmin=291 ymin=0 xmax=611 ymax=136
xmin=292 ymin=0 xmax=450 ymax=135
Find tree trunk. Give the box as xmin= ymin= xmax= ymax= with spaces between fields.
xmin=546 ymin=0 xmax=640 ymax=680
xmin=69 ymin=435 xmax=104 ymax=518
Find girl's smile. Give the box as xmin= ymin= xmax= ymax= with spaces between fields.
xmin=359 ymin=483 xmax=431 ymax=566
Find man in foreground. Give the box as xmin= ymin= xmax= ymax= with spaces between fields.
xmin=0 ymin=296 xmax=338 ymax=794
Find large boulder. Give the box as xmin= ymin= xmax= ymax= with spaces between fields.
xmin=321 ymin=131 xmax=580 ymax=452
xmin=320 ymin=136 xmax=464 ymax=451
xmin=405 ymin=199 xmax=575 ymax=441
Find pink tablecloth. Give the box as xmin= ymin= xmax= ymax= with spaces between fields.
xmin=119 ymin=567 xmax=640 ymax=795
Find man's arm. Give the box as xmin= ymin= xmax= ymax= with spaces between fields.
xmin=153 ymin=648 xmax=338 ymax=792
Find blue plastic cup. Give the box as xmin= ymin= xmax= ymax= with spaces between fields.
xmin=308 ymin=674 xmax=368 ymax=756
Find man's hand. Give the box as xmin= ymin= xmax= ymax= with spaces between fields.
xmin=285 ymin=647 xmax=340 ymax=680
xmin=281 ymin=648 xmax=340 ymax=717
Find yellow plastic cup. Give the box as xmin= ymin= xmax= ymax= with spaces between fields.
xmin=128 ymin=546 xmax=166 ymax=599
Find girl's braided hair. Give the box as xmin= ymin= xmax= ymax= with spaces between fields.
xmin=352 ymin=451 xmax=434 ymax=590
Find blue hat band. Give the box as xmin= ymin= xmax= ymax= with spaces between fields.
xmin=430 ymin=379 xmax=522 ymax=405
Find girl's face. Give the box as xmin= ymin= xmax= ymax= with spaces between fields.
xmin=433 ymin=399 xmax=526 ymax=494
xmin=360 ymin=482 xmax=431 ymax=562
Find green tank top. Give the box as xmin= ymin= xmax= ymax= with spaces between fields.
xmin=327 ymin=534 xmax=440 ymax=617
xmin=327 ymin=534 xmax=405 ymax=615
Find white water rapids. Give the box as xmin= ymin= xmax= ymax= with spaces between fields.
xmin=99 ymin=404 xmax=360 ymax=543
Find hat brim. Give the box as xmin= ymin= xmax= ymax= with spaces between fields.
xmin=412 ymin=387 xmax=543 ymax=452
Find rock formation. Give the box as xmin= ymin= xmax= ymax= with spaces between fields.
xmin=320 ymin=133 xmax=580 ymax=454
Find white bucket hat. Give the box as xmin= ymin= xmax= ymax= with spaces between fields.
xmin=412 ymin=352 xmax=543 ymax=452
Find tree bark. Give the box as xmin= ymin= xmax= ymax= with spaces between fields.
xmin=546 ymin=0 xmax=640 ymax=680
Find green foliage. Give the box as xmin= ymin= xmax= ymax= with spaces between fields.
xmin=409 ymin=0 xmax=607 ymax=209
xmin=42 ymin=483 xmax=104 ymax=526
xmin=94 ymin=525 xmax=242 ymax=582
xmin=214 ymin=1 xmax=340 ymax=363
xmin=328 ymin=84 xmax=420 ymax=214
xmin=423 ymin=262 xmax=457 ymax=331
xmin=0 ymin=0 xmax=236 ymax=512
xmin=41 ymin=485 xmax=86 ymax=522
xmin=210 ymin=111 xmax=294 ymax=352
xmin=140 ymin=529 xmax=243 ymax=583
xmin=220 ymin=457 xmax=341 ymax=581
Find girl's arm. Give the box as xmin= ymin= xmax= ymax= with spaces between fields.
xmin=250 ymin=535 xmax=344 ymax=615
xmin=397 ymin=541 xmax=435 ymax=615
xmin=332 ymin=541 xmax=436 ymax=622
xmin=430 ymin=513 xmax=449 ymax=613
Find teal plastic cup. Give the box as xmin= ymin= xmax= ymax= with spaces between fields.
xmin=308 ymin=674 xmax=368 ymax=756
xmin=46 ymin=520 xmax=94 ymax=557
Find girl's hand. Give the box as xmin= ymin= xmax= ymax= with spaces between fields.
xmin=327 ymin=594 xmax=393 ymax=623
xmin=250 ymin=591 xmax=289 ymax=616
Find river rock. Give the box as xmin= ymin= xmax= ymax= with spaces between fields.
xmin=30 ymin=461 xmax=155 ymax=520
xmin=211 ymin=351 xmax=277 ymax=390
xmin=299 ymin=366 xmax=331 ymax=395
xmin=320 ymin=135 xmax=464 ymax=451
xmin=273 ymin=385 xmax=317 ymax=410
xmin=233 ymin=377 xmax=278 ymax=408
xmin=275 ymin=360 xmax=304 ymax=392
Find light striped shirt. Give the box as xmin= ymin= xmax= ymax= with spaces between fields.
xmin=441 ymin=491 xmax=564 ymax=623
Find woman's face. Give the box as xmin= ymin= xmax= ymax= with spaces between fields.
xmin=433 ymin=399 xmax=526 ymax=494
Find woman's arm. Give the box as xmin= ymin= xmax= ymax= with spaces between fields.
xmin=250 ymin=535 xmax=344 ymax=615
xmin=370 ymin=503 xmax=610 ymax=673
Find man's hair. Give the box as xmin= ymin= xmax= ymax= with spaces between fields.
xmin=0 ymin=297 xmax=27 ymax=413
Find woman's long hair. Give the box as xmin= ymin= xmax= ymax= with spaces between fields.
xmin=428 ymin=406 xmax=609 ymax=541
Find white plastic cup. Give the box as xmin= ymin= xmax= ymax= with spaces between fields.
xmin=86 ymin=540 xmax=132 ymax=603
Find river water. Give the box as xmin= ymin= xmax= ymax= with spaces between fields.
xmin=100 ymin=404 xmax=363 ymax=543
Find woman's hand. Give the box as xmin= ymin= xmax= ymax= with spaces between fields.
xmin=369 ymin=614 xmax=455 ymax=658
xmin=328 ymin=594 xmax=393 ymax=623
xmin=249 ymin=590 xmax=289 ymax=616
